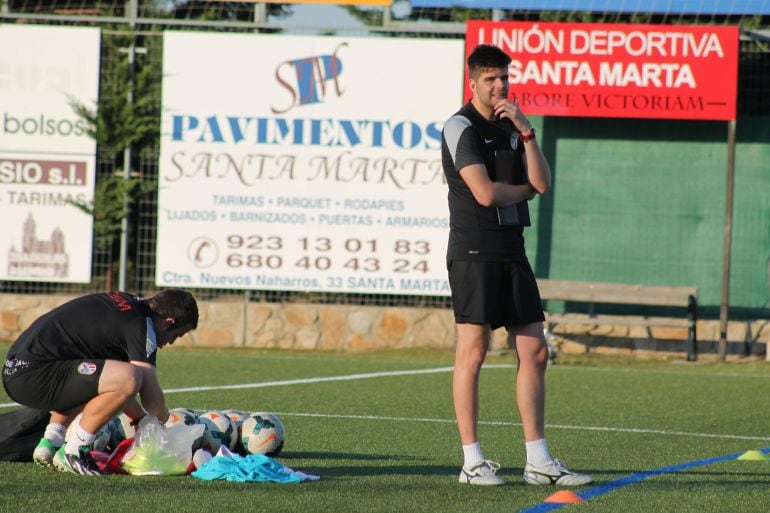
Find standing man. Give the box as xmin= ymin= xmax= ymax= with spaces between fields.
xmin=2 ymin=288 xmax=198 ymax=475
xmin=441 ymin=44 xmax=592 ymax=487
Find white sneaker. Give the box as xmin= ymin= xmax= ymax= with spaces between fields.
xmin=523 ymin=458 xmax=593 ymax=486
xmin=458 ymin=460 xmax=505 ymax=486
xmin=32 ymin=439 xmax=57 ymax=469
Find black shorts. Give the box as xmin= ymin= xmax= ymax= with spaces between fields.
xmin=2 ymin=357 xmax=105 ymax=413
xmin=448 ymin=259 xmax=545 ymax=330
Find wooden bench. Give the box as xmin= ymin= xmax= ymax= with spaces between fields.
xmin=537 ymin=279 xmax=699 ymax=361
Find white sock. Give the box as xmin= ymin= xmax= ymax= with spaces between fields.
xmin=64 ymin=422 xmax=96 ymax=456
xmin=462 ymin=442 xmax=485 ymax=468
xmin=525 ymin=439 xmax=553 ymax=468
xmin=43 ymin=423 xmax=67 ymax=447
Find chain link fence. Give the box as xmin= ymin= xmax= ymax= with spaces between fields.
xmin=1 ymin=3 xmax=768 ymax=311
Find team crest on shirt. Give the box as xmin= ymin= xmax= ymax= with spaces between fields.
xmin=77 ymin=361 xmax=97 ymax=375
xmin=511 ymin=132 xmax=520 ymax=150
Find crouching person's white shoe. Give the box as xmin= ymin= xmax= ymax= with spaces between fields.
xmin=32 ymin=439 xmax=57 ymax=469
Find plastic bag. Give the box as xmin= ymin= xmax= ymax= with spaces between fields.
xmin=121 ymin=415 xmax=205 ymax=476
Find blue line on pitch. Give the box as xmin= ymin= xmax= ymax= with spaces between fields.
xmin=519 ymin=447 xmax=770 ymax=513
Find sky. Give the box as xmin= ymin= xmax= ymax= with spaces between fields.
xmin=266 ymin=2 xmax=414 ymax=34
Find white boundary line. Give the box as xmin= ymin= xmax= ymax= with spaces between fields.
xmin=2 ymin=363 xmax=767 ymax=442
xmin=0 ymin=366 xmax=459 ymax=408
xmin=276 ymin=412 xmax=770 ymax=442
xmin=161 ymin=365 xmax=458 ymax=393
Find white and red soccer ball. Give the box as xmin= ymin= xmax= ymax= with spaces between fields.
xmin=241 ymin=412 xmax=285 ymax=457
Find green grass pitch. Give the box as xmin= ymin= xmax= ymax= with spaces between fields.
xmin=1 ymin=343 xmax=770 ymax=513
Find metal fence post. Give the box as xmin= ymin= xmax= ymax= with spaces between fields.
xmin=719 ymin=118 xmax=737 ymax=361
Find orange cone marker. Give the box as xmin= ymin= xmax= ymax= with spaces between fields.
xmin=543 ymin=490 xmax=585 ymax=504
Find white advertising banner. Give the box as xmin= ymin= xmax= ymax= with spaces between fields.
xmin=0 ymin=25 xmax=100 ymax=283
xmin=158 ymin=32 xmax=464 ymax=295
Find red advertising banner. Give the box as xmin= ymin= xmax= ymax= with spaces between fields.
xmin=465 ymin=21 xmax=739 ymax=121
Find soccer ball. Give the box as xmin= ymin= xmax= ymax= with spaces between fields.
xmin=165 ymin=408 xmax=198 ymax=428
xmin=92 ymin=426 xmax=112 ymax=452
xmin=104 ymin=414 xmax=133 ymax=451
xmin=241 ymin=412 xmax=284 ymax=457
xmin=104 ymin=416 xmax=124 ymax=449
xmin=166 ymin=408 xmax=202 ymax=450
xmin=223 ymin=409 xmax=248 ymax=429
xmin=222 ymin=409 xmax=248 ymax=448
xmin=197 ymin=410 xmax=237 ymax=453
xmin=65 ymin=413 xmax=111 ymax=452
xmin=106 ymin=412 xmax=137 ymax=449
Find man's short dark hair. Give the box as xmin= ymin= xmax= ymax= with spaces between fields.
xmin=467 ymin=44 xmax=512 ymax=78
xmin=147 ymin=288 xmax=199 ymax=329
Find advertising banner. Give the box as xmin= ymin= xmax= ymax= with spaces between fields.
xmin=465 ymin=21 xmax=739 ymax=121
xmin=157 ymin=33 xmax=464 ymax=295
xmin=0 ymin=25 xmax=100 ymax=283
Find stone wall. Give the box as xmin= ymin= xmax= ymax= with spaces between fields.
xmin=0 ymin=293 xmax=768 ymax=360
xmin=545 ymin=316 xmax=770 ymax=361
xmin=169 ymin=297 xmax=512 ymax=351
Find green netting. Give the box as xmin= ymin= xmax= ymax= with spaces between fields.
xmin=527 ymin=116 xmax=769 ymax=313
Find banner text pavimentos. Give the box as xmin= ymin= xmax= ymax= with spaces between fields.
xmin=171 ymin=115 xmax=442 ymax=149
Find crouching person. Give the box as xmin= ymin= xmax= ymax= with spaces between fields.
xmin=2 ymin=289 xmax=198 ymax=475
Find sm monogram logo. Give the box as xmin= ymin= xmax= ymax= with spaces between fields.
xmin=271 ymin=42 xmax=347 ymax=114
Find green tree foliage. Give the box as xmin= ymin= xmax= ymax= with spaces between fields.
xmin=70 ymin=30 xmax=162 ymax=158
xmin=68 ymin=29 xmax=161 ymax=261
xmin=68 ymin=173 xmax=155 ymax=250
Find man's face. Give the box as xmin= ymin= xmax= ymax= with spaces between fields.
xmin=155 ymin=319 xmax=193 ymax=348
xmin=470 ymin=67 xmax=509 ymax=110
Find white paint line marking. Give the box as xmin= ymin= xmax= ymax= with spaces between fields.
xmin=1 ymin=363 xmax=766 ymax=442
xmin=278 ymin=412 xmax=770 ymax=442
xmin=163 ymin=366 xmax=457 ymax=393
xmin=0 ymin=365 xmax=458 ymax=408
